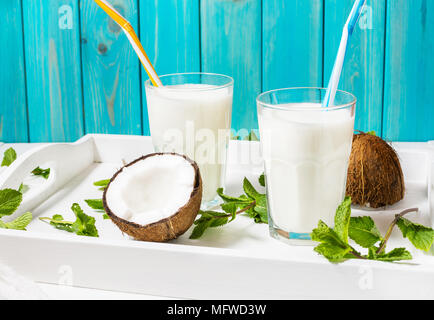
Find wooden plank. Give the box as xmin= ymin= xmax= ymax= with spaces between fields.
xmin=201 ymin=0 xmax=262 ymax=133
xmin=22 ymin=0 xmax=84 ymax=142
xmin=81 ymin=0 xmax=142 ymax=136
xmin=0 ymin=0 xmax=28 ymax=143
xmin=324 ymin=0 xmax=386 ymax=135
xmin=263 ymin=0 xmax=323 ymax=91
xmin=139 ymin=0 xmax=200 ymax=136
xmin=383 ymin=0 xmax=434 ymax=142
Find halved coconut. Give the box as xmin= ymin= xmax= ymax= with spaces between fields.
xmin=103 ymin=153 xmax=202 ymax=242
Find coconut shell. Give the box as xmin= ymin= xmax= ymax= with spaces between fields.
xmin=103 ymin=153 xmax=202 ymax=242
xmin=346 ymin=133 xmax=405 ymax=208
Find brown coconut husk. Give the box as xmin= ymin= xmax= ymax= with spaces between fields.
xmin=103 ymin=153 xmax=202 ymax=242
xmin=346 ymin=133 xmax=405 ymax=208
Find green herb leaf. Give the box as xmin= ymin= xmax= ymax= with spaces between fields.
xmin=1 ymin=148 xmax=17 ymax=167
xmin=221 ymin=202 xmax=238 ymax=221
xmin=103 ymin=213 xmax=110 ymax=220
xmin=0 ymin=189 xmax=22 ymax=218
xmin=371 ymin=247 xmax=412 ymax=262
xmin=32 ymin=167 xmax=50 ymax=179
xmin=366 ymin=131 xmax=377 ymax=136
xmin=243 ymin=178 xmax=260 ymax=200
xmin=70 ymin=203 xmax=99 ymax=237
xmin=334 ymin=196 xmax=352 ymax=244
xmin=242 ymin=178 xmax=268 ymax=224
xmin=40 ymin=214 xmax=74 ymax=232
xmin=314 ymin=243 xmax=352 ymax=263
xmin=311 ymin=220 xmax=352 ymax=262
xmin=259 ymin=174 xmax=265 ymax=187
xmin=397 ymin=217 xmax=434 ymax=252
xmin=349 ymin=216 xmax=382 ymax=248
xmin=190 ymin=217 xmax=214 ymax=239
xmin=94 ymin=179 xmax=110 ymax=191
xmin=217 ymin=188 xmax=250 ymax=203
xmin=85 ymin=199 xmax=104 ymax=211
xmin=0 ymin=212 xmax=33 ymax=231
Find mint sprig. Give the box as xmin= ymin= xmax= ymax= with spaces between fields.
xmin=0 ymin=189 xmax=33 ymax=231
xmin=190 ymin=175 xmax=267 ymax=239
xmin=1 ymin=148 xmax=17 ymax=167
xmin=40 ymin=203 xmax=99 ymax=237
xmin=312 ymin=199 xmax=433 ymax=263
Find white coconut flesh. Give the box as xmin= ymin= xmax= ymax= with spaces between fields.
xmin=105 ymin=154 xmax=196 ymax=226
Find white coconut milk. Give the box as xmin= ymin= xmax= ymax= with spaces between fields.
xmin=258 ymin=103 xmax=355 ymax=233
xmin=146 ymin=84 xmax=233 ymax=202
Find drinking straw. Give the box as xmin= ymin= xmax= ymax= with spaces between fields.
xmin=322 ymin=0 xmax=366 ymax=107
xmin=94 ymin=0 xmax=163 ymax=87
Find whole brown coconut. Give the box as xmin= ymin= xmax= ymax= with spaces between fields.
xmin=346 ymin=133 xmax=405 ymax=208
xmin=103 ymin=153 xmax=202 ymax=242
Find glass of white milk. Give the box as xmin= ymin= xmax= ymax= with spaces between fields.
xmin=257 ymin=88 xmax=356 ymax=245
xmin=145 ymin=73 xmax=234 ymax=208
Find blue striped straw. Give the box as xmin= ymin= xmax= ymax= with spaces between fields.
xmin=322 ymin=0 xmax=367 ymax=108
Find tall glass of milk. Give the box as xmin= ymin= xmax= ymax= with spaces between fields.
xmin=257 ymin=88 xmax=356 ymax=245
xmin=145 ymin=73 xmax=234 ymax=207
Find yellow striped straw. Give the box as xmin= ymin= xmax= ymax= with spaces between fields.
xmin=94 ymin=0 xmax=162 ymax=87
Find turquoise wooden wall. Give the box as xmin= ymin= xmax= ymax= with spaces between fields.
xmin=1 ymin=0 xmax=433 ymax=143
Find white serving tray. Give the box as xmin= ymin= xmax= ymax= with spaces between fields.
xmin=0 ymin=134 xmax=434 ymax=299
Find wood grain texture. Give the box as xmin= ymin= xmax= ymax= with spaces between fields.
xmin=201 ymin=0 xmax=262 ymax=133
xmin=22 ymin=0 xmax=84 ymax=142
xmin=0 ymin=0 xmax=28 ymax=143
xmin=263 ymin=0 xmax=323 ymax=91
xmin=324 ymin=0 xmax=386 ymax=135
xmin=383 ymin=0 xmax=434 ymax=141
xmin=81 ymin=0 xmax=142 ymax=135
xmin=139 ymin=0 xmax=200 ymax=135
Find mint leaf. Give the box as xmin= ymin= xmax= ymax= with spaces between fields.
xmin=242 ymin=178 xmax=268 ymax=224
xmin=47 ymin=214 xmax=74 ymax=232
xmin=334 ymin=197 xmax=352 ymax=244
xmin=314 ymin=243 xmax=352 ymax=263
xmin=0 ymin=212 xmax=33 ymax=231
xmin=259 ymin=174 xmax=265 ymax=187
xmin=32 ymin=167 xmax=50 ymax=179
xmin=397 ymin=218 xmax=434 ymax=252
xmin=85 ymin=199 xmax=104 ymax=211
xmin=217 ymin=188 xmax=250 ymax=203
xmin=1 ymin=148 xmax=17 ymax=167
xmin=366 ymin=131 xmax=377 ymax=136
xmin=311 ymin=220 xmax=352 ymax=262
xmin=372 ymin=248 xmax=412 ymax=262
xmin=243 ymin=178 xmax=260 ymax=200
xmin=0 ymin=189 xmax=22 ymax=218
xmin=190 ymin=218 xmax=213 ymax=239
xmin=94 ymin=179 xmax=110 ymax=191
xmin=221 ymin=202 xmax=238 ymax=221
xmin=349 ymin=216 xmax=382 ymax=248
xmin=71 ymin=203 xmax=99 ymax=237
xmin=190 ymin=210 xmax=232 ymax=239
